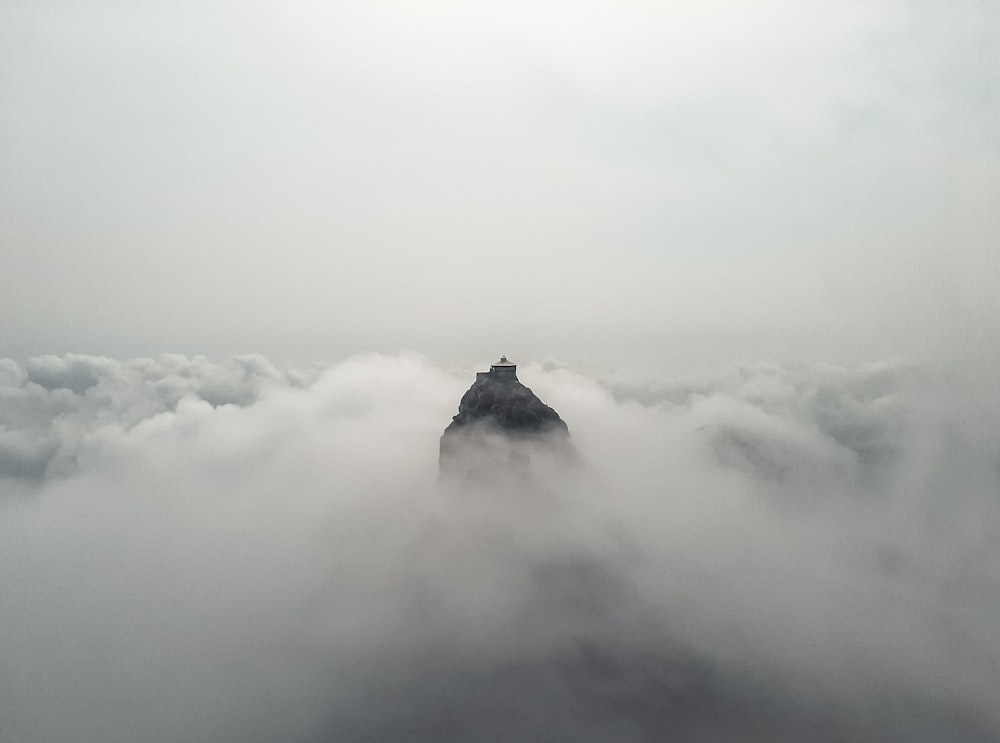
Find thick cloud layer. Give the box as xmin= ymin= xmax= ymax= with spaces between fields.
xmin=1 ymin=352 xmax=998 ymax=741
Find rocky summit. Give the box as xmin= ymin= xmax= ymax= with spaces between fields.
xmin=440 ymin=356 xmax=573 ymax=480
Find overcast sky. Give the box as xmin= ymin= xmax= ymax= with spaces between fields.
xmin=2 ymin=6 xmax=1000 ymax=739
xmin=2 ymin=1 xmax=997 ymax=365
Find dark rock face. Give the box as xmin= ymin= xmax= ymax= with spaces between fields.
xmin=444 ymin=373 xmax=568 ymax=438
xmin=440 ymin=362 xmax=572 ymax=479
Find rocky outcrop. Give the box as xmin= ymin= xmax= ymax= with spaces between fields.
xmin=440 ymin=359 xmax=573 ymax=480
xmin=444 ymin=373 xmax=568 ymax=438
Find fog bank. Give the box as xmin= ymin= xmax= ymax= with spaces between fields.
xmin=1 ymin=352 xmax=998 ymax=741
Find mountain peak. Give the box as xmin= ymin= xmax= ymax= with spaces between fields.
xmin=439 ymin=357 xmax=572 ymax=480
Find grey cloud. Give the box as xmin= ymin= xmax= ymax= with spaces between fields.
xmin=25 ymin=354 xmax=112 ymax=394
xmin=0 ymin=352 xmax=997 ymax=742
xmin=602 ymin=358 xmax=919 ymax=495
xmin=0 ymin=354 xmax=314 ymax=481
xmin=0 ymin=428 xmax=57 ymax=480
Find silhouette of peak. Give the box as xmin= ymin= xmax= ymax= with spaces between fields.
xmin=440 ymin=357 xmax=572 ymax=480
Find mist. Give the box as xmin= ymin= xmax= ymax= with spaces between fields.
xmin=1 ymin=352 xmax=997 ymax=741
xmin=2 ymin=1 xmax=998 ymax=360
xmin=3 ymin=1 xmax=999 ymax=738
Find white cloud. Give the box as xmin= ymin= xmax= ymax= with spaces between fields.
xmin=0 ymin=351 xmax=997 ymax=741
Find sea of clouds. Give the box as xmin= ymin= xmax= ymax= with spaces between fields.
xmin=1 ymin=351 xmax=998 ymax=742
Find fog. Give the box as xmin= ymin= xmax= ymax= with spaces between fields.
xmin=3 ymin=1 xmax=999 ymax=738
xmin=1 ymin=352 xmax=997 ymax=741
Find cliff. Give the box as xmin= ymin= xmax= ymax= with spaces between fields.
xmin=443 ymin=372 xmax=568 ymax=438
xmin=439 ymin=361 xmax=572 ymax=479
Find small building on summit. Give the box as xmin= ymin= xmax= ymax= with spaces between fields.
xmin=476 ymin=355 xmax=518 ymax=381
xmin=491 ymin=355 xmax=517 ymax=377
xmin=441 ymin=354 xmax=573 ymax=478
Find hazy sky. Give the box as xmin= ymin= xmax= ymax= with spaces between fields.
xmin=3 ymin=6 xmax=1000 ymax=739
xmin=2 ymin=1 xmax=997 ymax=365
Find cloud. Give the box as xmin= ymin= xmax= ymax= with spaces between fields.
xmin=0 ymin=352 xmax=998 ymax=742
